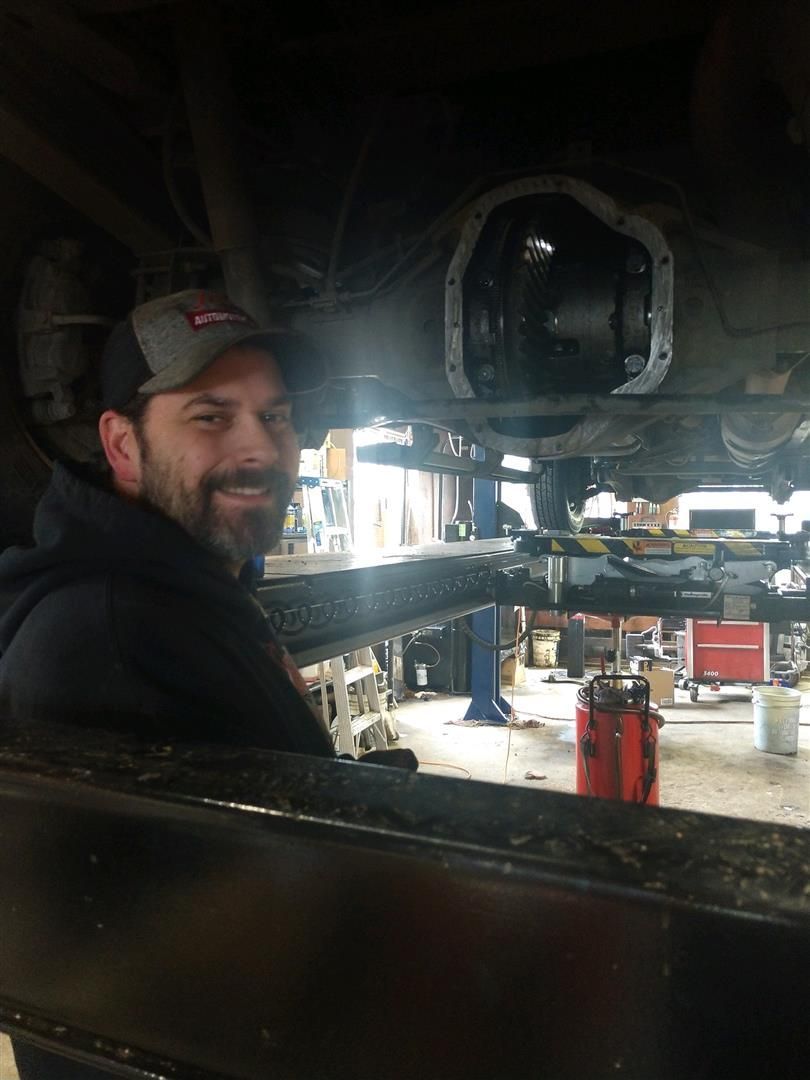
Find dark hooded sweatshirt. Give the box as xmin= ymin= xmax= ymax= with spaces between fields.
xmin=0 ymin=462 xmax=333 ymax=756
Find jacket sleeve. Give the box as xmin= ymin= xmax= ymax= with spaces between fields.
xmin=110 ymin=575 xmax=334 ymax=756
xmin=0 ymin=575 xmax=333 ymax=757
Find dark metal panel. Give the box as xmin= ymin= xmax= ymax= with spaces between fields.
xmin=0 ymin=728 xmax=808 ymax=1079
xmin=260 ymin=540 xmax=532 ymax=663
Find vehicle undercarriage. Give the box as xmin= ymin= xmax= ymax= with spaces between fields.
xmin=3 ymin=1 xmax=810 ymax=539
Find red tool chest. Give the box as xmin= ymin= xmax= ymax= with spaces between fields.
xmin=685 ymin=619 xmax=769 ymax=683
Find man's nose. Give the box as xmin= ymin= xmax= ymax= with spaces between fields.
xmin=231 ymin=414 xmax=282 ymax=465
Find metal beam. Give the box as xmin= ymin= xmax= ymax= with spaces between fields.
xmin=0 ymin=3 xmax=166 ymax=100
xmin=0 ymin=16 xmax=176 ymax=253
xmin=175 ymin=0 xmax=270 ymax=321
xmin=0 ymin=726 xmax=808 ymax=1079
xmin=0 ymin=102 xmax=173 ymax=255
xmin=356 ymin=441 xmax=540 ymax=483
xmin=260 ymin=539 xmax=529 ymax=665
xmin=351 ymin=392 xmax=810 ymax=424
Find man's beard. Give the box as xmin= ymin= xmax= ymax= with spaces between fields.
xmin=136 ymin=440 xmax=294 ymax=564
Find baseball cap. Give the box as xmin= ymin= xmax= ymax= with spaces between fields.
xmin=100 ymin=290 xmax=327 ymax=410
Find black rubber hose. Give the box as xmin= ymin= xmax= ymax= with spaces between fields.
xmin=458 ymin=608 xmax=538 ymax=652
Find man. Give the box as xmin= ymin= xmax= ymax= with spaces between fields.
xmin=0 ymin=290 xmax=415 ymax=1078
xmin=0 ymin=289 xmax=336 ymax=755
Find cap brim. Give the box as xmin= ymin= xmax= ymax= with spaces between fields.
xmin=138 ymin=328 xmax=328 ymax=397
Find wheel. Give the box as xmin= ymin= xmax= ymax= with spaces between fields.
xmin=533 ymin=458 xmax=591 ymax=533
xmin=689 ymin=684 xmax=699 ymax=703
xmin=0 ymin=165 xmax=135 ymax=551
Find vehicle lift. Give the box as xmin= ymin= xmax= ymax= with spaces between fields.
xmin=497 ymin=528 xmax=810 ymax=625
xmin=258 ymin=524 xmax=810 ymax=677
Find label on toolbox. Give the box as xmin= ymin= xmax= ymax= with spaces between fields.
xmin=681 ymin=590 xmax=713 ymax=598
xmin=723 ymin=594 xmax=752 ymax=620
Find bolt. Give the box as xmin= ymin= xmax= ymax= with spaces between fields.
xmin=478 ymin=273 xmax=494 ymax=288
xmin=478 ymin=363 xmax=495 ymax=383
xmin=625 ymin=251 xmax=646 ymax=274
xmin=624 ymin=354 xmax=646 ymax=377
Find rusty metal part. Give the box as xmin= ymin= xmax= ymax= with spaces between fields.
xmin=337 ymin=391 xmax=810 ymax=423
xmin=0 ymin=725 xmax=808 ymax=1079
xmin=175 ymin=1 xmax=270 ymax=321
xmin=721 ymin=367 xmax=804 ymax=469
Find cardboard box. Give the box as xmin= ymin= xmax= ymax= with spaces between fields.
xmin=645 ymin=666 xmax=675 ymax=707
xmin=299 ymin=448 xmax=322 ymax=478
xmin=501 ymin=655 xmax=526 ymax=687
xmin=326 ymin=447 xmax=347 ymax=480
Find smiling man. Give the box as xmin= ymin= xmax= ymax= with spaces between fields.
xmin=0 ymin=290 xmax=335 ymax=755
xmin=0 ymin=291 xmax=415 ymax=1080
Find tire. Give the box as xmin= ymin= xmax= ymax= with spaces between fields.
xmin=0 ymin=164 xmax=65 ymax=551
xmin=689 ymin=685 xmax=699 ymax=703
xmin=533 ymin=458 xmax=591 ymax=533
xmin=0 ymin=163 xmax=135 ymax=552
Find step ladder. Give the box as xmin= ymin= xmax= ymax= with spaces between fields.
xmin=328 ymin=647 xmax=390 ymax=756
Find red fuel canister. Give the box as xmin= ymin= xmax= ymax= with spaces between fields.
xmin=575 ymin=675 xmax=661 ymax=805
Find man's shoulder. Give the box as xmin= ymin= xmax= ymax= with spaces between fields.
xmin=18 ymin=574 xmax=111 ymax=631
xmin=7 ymin=570 xmax=201 ymax=647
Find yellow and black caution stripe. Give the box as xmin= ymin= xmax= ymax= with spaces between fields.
xmin=540 ymin=535 xmax=785 ymax=562
xmin=631 ymin=528 xmax=760 ymax=539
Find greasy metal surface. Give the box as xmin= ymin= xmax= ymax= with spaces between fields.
xmin=0 ymin=726 xmax=809 ymax=1080
xmin=342 ymin=391 xmax=810 ymax=422
xmin=261 ymin=540 xmax=532 ymax=665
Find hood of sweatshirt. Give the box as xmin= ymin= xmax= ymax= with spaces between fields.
xmin=0 ymin=463 xmax=269 ymax=654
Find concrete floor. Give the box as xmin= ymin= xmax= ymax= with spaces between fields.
xmin=394 ymin=667 xmax=810 ymax=827
xmin=2 ymin=670 xmax=807 ymax=1079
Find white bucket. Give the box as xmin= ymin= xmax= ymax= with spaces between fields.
xmin=531 ymin=630 xmax=560 ymax=668
xmin=752 ymin=685 xmax=801 ymax=755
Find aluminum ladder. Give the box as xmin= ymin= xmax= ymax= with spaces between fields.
xmin=328 ymin=647 xmax=391 ymax=756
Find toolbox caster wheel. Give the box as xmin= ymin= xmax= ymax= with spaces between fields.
xmin=689 ymin=685 xmax=699 ymax=703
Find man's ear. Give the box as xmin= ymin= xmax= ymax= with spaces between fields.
xmin=98 ymin=410 xmax=143 ymax=493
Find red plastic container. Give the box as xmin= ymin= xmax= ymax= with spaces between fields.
xmin=575 ymin=676 xmax=660 ymax=805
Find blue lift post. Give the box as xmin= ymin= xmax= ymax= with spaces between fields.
xmin=463 ymin=447 xmax=512 ymax=724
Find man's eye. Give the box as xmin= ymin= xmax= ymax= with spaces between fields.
xmin=263 ymin=412 xmax=292 ymax=427
xmin=194 ymin=414 xmax=226 ymax=425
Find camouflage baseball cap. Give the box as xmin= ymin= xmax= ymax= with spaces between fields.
xmin=100 ymin=290 xmax=327 ymax=410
